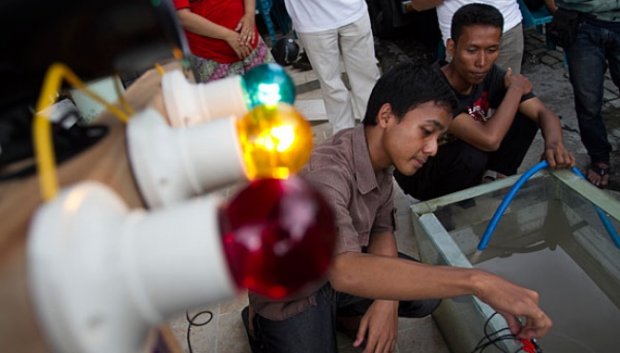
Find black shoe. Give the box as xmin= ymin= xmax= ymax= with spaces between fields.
xmin=241 ymin=306 xmax=264 ymax=353
xmin=292 ymin=52 xmax=312 ymax=71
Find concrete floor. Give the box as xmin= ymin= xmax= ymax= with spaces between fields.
xmin=168 ymin=27 xmax=620 ymax=352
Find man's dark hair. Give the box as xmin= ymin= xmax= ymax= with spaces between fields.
xmin=362 ymin=63 xmax=457 ymax=126
xmin=450 ymin=3 xmax=504 ymax=42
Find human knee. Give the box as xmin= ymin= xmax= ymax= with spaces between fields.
xmin=455 ymin=143 xmax=488 ymax=173
xmin=399 ymin=298 xmax=442 ymax=318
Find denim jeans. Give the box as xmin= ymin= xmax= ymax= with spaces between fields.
xmin=246 ymin=253 xmax=441 ymax=353
xmin=565 ymin=18 xmax=620 ymax=164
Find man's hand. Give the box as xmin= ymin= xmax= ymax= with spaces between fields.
xmin=224 ymin=30 xmax=252 ymax=59
xmin=504 ymin=68 xmax=533 ymax=96
xmin=516 ymin=91 xmax=574 ymax=169
xmin=543 ymin=141 xmax=576 ymax=168
xmin=475 ymin=272 xmax=552 ymax=339
xmin=353 ymin=300 xmax=399 ymax=353
xmin=235 ymin=13 xmax=256 ymax=47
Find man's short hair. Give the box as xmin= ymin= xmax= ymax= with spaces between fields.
xmin=362 ymin=63 xmax=457 ymax=126
xmin=450 ymin=3 xmax=504 ymax=43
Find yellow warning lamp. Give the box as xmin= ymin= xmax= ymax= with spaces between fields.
xmin=237 ymin=103 xmax=312 ymax=180
xmin=127 ymin=103 xmax=313 ymax=208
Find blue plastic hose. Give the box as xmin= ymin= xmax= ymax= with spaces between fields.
xmin=477 ymin=161 xmax=550 ymax=251
xmin=477 ymin=161 xmax=620 ymax=251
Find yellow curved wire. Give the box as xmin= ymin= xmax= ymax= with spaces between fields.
xmin=154 ymin=63 xmax=166 ymax=76
xmin=34 ymin=63 xmax=133 ymax=201
xmin=114 ymin=76 xmax=134 ymax=116
xmin=58 ymin=66 xmax=131 ymax=123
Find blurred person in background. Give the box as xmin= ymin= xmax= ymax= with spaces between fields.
xmin=283 ymin=0 xmax=381 ymax=134
xmin=174 ymin=0 xmax=273 ymax=82
xmin=556 ymin=0 xmax=620 ymax=188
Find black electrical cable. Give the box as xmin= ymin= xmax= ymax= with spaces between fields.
xmin=185 ymin=310 xmax=214 ymax=353
xmin=470 ymin=312 xmax=508 ymax=353
xmin=483 ymin=312 xmax=510 ymax=353
xmin=474 ymin=335 xmax=518 ymax=353
xmin=469 ymin=312 xmax=541 ymax=353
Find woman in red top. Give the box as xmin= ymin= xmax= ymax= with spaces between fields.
xmin=174 ymin=0 xmax=273 ymax=82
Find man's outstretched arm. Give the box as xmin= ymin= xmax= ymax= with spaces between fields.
xmin=328 ymin=252 xmax=552 ymax=339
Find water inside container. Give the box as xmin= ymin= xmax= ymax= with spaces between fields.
xmin=437 ymin=176 xmax=620 ymax=352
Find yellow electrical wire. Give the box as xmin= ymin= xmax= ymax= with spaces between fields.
xmin=34 ymin=62 xmax=133 ymax=201
xmin=114 ymin=76 xmax=134 ymax=116
xmin=154 ymin=63 xmax=166 ymax=76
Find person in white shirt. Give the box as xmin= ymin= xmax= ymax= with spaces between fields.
xmin=411 ymin=0 xmax=525 ymax=74
xmin=284 ymin=0 xmax=381 ymax=134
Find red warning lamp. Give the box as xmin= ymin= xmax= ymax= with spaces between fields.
xmin=27 ymin=177 xmax=336 ymax=353
xmin=221 ymin=176 xmax=336 ymax=299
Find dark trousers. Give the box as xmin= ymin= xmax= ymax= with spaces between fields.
xmin=565 ymin=18 xmax=620 ymax=165
xmin=245 ymin=253 xmax=440 ymax=353
xmin=395 ymin=113 xmax=538 ymax=201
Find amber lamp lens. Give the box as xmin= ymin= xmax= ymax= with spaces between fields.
xmin=236 ymin=103 xmax=313 ymax=180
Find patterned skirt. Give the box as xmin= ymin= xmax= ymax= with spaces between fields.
xmin=190 ymin=36 xmax=274 ymax=83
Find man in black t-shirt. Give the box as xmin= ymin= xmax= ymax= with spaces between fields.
xmin=395 ymin=3 xmax=575 ymax=201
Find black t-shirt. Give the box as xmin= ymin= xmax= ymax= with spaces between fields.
xmin=432 ymin=60 xmax=535 ymax=124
